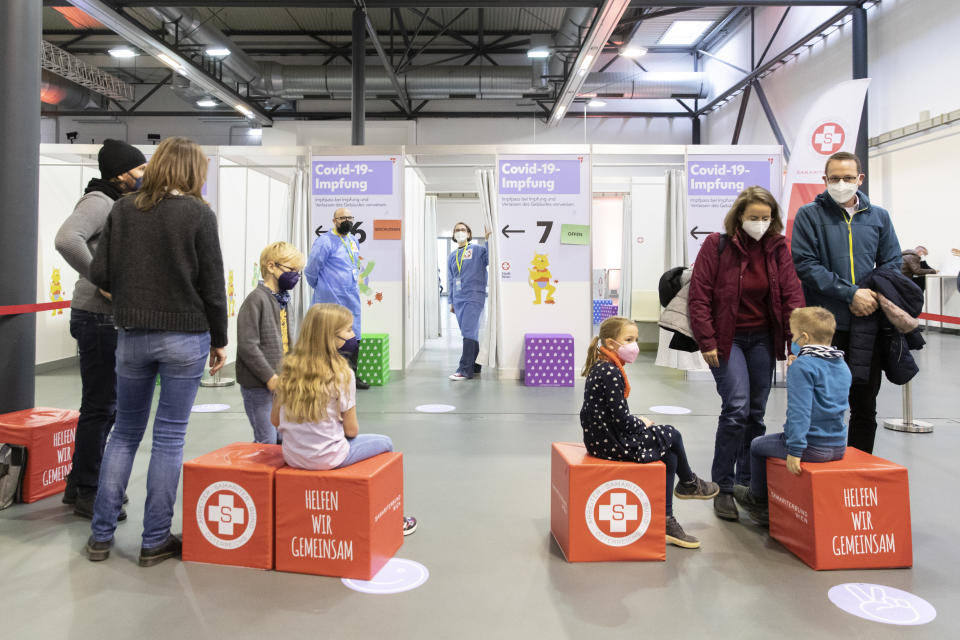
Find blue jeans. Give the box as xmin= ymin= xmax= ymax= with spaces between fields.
xmin=749 ymin=432 xmax=846 ymax=499
xmin=68 ymin=309 xmax=118 ymax=491
xmin=709 ymin=330 xmax=774 ymax=493
xmin=91 ymin=329 xmax=209 ymax=548
xmin=335 ymin=434 xmax=394 ymax=468
xmin=241 ymin=386 xmax=278 ymax=444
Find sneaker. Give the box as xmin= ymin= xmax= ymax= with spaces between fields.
xmin=62 ymin=482 xmax=78 ymax=505
xmin=402 ymin=515 xmax=418 ymax=536
xmin=74 ymin=492 xmax=126 ymax=522
xmin=86 ymin=536 xmax=113 ymax=562
xmin=356 ymin=378 xmax=371 ymax=390
xmin=665 ymin=516 xmax=700 ymax=549
xmin=733 ymin=485 xmax=769 ymax=527
xmin=674 ymin=474 xmax=720 ymax=500
xmin=138 ymin=534 xmax=182 ymax=567
xmin=449 ymin=373 xmax=467 ymax=381
xmin=713 ymin=492 xmax=739 ymax=521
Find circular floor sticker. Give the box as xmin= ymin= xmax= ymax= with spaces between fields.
xmin=342 ymin=558 xmax=429 ymax=594
xmin=192 ymin=404 xmax=230 ymax=413
xmin=415 ymin=404 xmax=455 ymax=413
xmin=828 ymin=583 xmax=936 ymax=625
xmin=649 ymin=405 xmax=691 ymax=415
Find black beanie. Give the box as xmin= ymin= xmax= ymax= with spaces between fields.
xmin=99 ymin=139 xmax=147 ymax=179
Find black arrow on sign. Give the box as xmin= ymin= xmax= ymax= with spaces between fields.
xmin=690 ymin=226 xmax=716 ymax=240
xmin=502 ymin=224 xmax=525 ymax=238
xmin=315 ymin=225 xmax=328 ymax=236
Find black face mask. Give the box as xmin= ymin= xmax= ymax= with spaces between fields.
xmin=337 ymin=220 xmax=353 ymax=235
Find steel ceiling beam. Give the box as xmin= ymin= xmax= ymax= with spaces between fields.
xmin=548 ymin=0 xmax=632 ymax=126
xmin=64 ymin=0 xmax=272 ymax=125
xmin=42 ymin=109 xmax=694 ymax=119
xmin=355 ymin=3 xmax=412 ymax=114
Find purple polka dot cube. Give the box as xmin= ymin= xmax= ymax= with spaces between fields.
xmin=524 ymin=333 xmax=575 ymax=387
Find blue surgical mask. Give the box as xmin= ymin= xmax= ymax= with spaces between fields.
xmin=791 ymin=341 xmax=802 ymax=355
xmin=133 ymin=176 xmax=143 ymax=190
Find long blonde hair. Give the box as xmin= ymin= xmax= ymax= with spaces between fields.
xmin=276 ymin=303 xmax=353 ymax=423
xmin=581 ymin=316 xmax=633 ymax=376
xmin=135 ymin=136 xmax=208 ymax=211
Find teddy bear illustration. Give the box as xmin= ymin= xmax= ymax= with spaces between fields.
xmin=50 ymin=267 xmax=64 ymax=316
xmin=528 ymin=253 xmax=557 ymax=305
xmin=227 ymin=269 xmax=236 ymax=317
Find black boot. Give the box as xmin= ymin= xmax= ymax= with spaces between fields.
xmin=349 ymin=350 xmax=370 ymax=390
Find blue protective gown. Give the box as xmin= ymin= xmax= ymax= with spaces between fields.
xmin=305 ymin=231 xmax=362 ymax=337
xmin=447 ymin=243 xmax=488 ymax=341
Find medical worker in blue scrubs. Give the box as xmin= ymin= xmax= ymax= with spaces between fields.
xmin=305 ymin=207 xmax=369 ymax=389
xmin=447 ymin=222 xmax=490 ymax=381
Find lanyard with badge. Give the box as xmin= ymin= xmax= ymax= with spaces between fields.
xmin=338 ymin=233 xmax=360 ymax=278
xmin=455 ymin=245 xmax=468 ymax=292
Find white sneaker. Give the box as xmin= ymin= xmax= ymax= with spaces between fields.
xmin=449 ymin=373 xmax=467 ymax=381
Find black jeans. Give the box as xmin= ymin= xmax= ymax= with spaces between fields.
xmin=68 ymin=309 xmax=118 ymax=491
xmin=663 ymin=430 xmax=694 ymax=517
xmin=833 ymin=330 xmax=883 ymax=453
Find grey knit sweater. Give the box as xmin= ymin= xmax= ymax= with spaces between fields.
xmin=54 ymin=191 xmax=114 ymax=315
xmin=89 ymin=194 xmax=228 ymax=347
xmin=236 ymin=284 xmax=298 ymax=389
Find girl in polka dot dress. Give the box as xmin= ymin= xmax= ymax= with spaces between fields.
xmin=580 ymin=316 xmax=719 ymax=548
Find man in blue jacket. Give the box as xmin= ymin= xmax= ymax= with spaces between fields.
xmin=791 ymin=151 xmax=902 ymax=454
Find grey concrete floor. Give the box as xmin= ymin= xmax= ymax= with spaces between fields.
xmin=2 ymin=322 xmax=958 ymax=639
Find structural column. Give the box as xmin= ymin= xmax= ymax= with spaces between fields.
xmin=691 ymin=116 xmax=701 ymax=144
xmin=852 ymin=5 xmax=868 ymax=194
xmin=351 ymin=7 xmax=366 ymax=146
xmin=0 ymin=1 xmax=41 ymax=413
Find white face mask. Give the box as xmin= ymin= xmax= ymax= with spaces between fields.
xmin=742 ymin=219 xmax=770 ymax=241
xmin=454 ymin=231 xmax=468 ymax=243
xmin=826 ymin=180 xmax=859 ymax=205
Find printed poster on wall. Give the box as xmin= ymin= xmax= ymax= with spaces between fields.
xmin=685 ymin=152 xmax=781 ymax=264
xmin=497 ymin=155 xmax=590 ymax=304
xmin=309 ymin=155 xmax=403 ymax=302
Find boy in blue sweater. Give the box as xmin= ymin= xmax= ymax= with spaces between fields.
xmin=733 ymin=306 xmax=851 ymax=526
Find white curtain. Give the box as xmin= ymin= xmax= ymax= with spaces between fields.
xmin=619 ymin=194 xmax=633 ymax=319
xmin=474 ymin=169 xmax=503 ymax=370
xmin=424 ymin=195 xmax=440 ymax=338
xmin=288 ymin=158 xmax=312 ymax=324
xmin=656 ymin=169 xmax=708 ymax=372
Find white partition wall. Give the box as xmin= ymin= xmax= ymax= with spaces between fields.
xmin=403 ymin=168 xmax=427 ymax=367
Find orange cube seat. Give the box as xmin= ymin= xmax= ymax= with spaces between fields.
xmin=274 ymin=452 xmax=404 ymax=580
xmin=0 ymin=408 xmax=78 ymax=503
xmin=183 ymin=443 xmax=286 ymax=570
xmin=767 ymin=447 xmax=913 ymax=570
xmin=551 ymin=442 xmax=665 ymax=562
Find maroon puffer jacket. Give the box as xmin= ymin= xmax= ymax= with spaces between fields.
xmin=689 ymin=231 xmax=805 ymax=361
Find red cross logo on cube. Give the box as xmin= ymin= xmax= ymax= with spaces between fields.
xmin=597 ymin=492 xmax=638 ymax=533
xmin=208 ymin=493 xmax=245 ymax=536
xmin=811 ymin=122 xmax=845 ymax=155
xmin=196 ymin=481 xmax=258 ymax=550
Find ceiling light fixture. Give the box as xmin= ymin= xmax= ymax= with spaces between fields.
xmin=526 ymin=48 xmax=551 ymax=59
xmin=205 ymin=47 xmax=231 ymax=58
xmin=108 ymin=48 xmax=137 ymax=58
xmin=620 ymin=47 xmax=648 ymax=58
xmin=588 ymin=99 xmax=606 ymax=107
xmin=156 ymin=52 xmax=184 ymax=72
xmin=658 ymin=20 xmax=714 ymax=46
xmin=196 ymin=98 xmax=218 ymax=108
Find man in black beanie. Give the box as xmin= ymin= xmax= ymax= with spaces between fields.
xmin=54 ymin=139 xmax=146 ymax=519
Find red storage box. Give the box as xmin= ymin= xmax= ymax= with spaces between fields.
xmin=274 ymin=452 xmax=404 ymax=580
xmin=551 ymin=442 xmax=665 ymax=562
xmin=0 ymin=408 xmax=78 ymax=503
xmin=768 ymin=447 xmax=913 ymax=570
xmin=183 ymin=443 xmax=286 ymax=570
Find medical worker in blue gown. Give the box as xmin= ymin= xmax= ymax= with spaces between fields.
xmin=447 ymin=222 xmax=490 ymax=381
xmin=305 ymin=207 xmax=369 ymax=389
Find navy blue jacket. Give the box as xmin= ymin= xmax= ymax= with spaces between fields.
xmin=791 ymin=191 xmax=902 ymax=330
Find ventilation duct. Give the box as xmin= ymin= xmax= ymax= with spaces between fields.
xmin=255 ymin=63 xmax=709 ymax=100
xmin=40 ymin=70 xmax=99 ymax=110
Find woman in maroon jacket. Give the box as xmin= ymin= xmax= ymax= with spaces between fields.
xmin=688 ymin=186 xmax=805 ymax=522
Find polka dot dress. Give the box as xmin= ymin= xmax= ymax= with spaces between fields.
xmin=579 ymin=361 xmax=678 ymax=464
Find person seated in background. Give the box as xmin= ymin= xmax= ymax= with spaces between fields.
xmin=580 ymin=316 xmax=719 ymax=549
xmin=901 ymin=245 xmax=938 ymax=292
xmin=237 ymin=241 xmax=305 ymax=444
xmin=733 ymin=307 xmax=851 ymax=526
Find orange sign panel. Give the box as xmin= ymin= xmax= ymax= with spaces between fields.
xmin=373 ymin=219 xmax=402 ymax=240
xmin=768 ymin=447 xmax=912 ymax=570
xmin=551 ymin=442 xmax=665 ymax=562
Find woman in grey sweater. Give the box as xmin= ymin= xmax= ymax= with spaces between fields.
xmin=54 ymin=139 xmax=146 ymax=520
xmin=85 ymin=136 xmax=227 ymax=567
